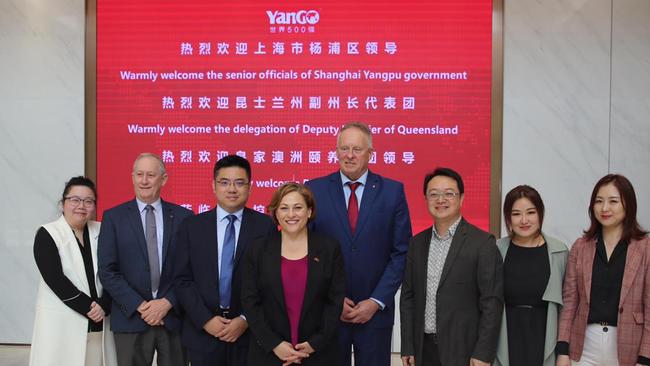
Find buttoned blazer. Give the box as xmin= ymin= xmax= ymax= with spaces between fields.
xmin=241 ymin=231 xmax=345 ymax=366
xmin=494 ymin=233 xmax=568 ymax=366
xmin=400 ymin=219 xmax=503 ymax=366
xmin=173 ymin=207 xmax=275 ymax=351
xmin=305 ymin=170 xmax=412 ymax=328
xmin=98 ymin=199 xmax=193 ymax=333
xmin=557 ymin=235 xmax=650 ymax=366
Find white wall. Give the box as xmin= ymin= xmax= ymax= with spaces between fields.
xmin=1 ymin=0 xmax=648 ymax=344
xmin=502 ymin=0 xmax=650 ymax=245
xmin=0 ymin=0 xmax=85 ymax=343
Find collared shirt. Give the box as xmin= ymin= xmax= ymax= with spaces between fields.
xmin=556 ymin=233 xmax=649 ymax=365
xmin=340 ymin=170 xmax=368 ymax=210
xmin=340 ymin=169 xmax=385 ymax=309
xmin=136 ymin=199 xmax=164 ymax=297
xmin=216 ymin=205 xmax=244 ymax=276
xmin=424 ymin=216 xmax=462 ymax=333
xmin=587 ymin=232 xmax=628 ymax=326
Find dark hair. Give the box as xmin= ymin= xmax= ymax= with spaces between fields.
xmin=422 ymin=167 xmax=464 ymax=196
xmin=267 ymin=182 xmax=316 ymax=225
xmin=503 ymin=185 xmax=545 ymax=237
xmin=61 ymin=176 xmax=97 ymax=203
xmin=213 ymin=155 xmax=251 ymax=181
xmin=584 ymin=174 xmax=648 ymax=242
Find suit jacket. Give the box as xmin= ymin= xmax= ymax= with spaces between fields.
xmin=494 ymin=233 xmax=568 ymax=366
xmin=400 ymin=219 xmax=503 ymax=366
xmin=98 ymin=198 xmax=193 ymax=333
xmin=174 ymin=207 xmax=275 ymax=352
xmin=242 ymin=231 xmax=345 ymax=366
xmin=557 ymin=235 xmax=650 ymax=366
xmin=305 ymin=170 xmax=411 ymax=328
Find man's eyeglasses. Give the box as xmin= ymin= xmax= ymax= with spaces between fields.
xmin=216 ymin=179 xmax=249 ymax=189
xmin=426 ymin=191 xmax=459 ymax=201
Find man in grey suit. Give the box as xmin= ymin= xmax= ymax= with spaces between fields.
xmin=99 ymin=153 xmax=193 ymax=366
xmin=400 ymin=167 xmax=503 ymax=366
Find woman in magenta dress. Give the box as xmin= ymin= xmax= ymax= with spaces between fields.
xmin=242 ymin=182 xmax=345 ymax=366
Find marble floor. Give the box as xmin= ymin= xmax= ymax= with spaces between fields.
xmin=0 ymin=346 xmax=29 ymax=366
xmin=0 ymin=345 xmax=404 ymax=365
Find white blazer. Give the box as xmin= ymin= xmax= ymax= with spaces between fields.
xmin=29 ymin=215 xmax=117 ymax=366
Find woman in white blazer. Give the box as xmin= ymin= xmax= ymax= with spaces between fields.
xmin=30 ymin=176 xmax=116 ymax=366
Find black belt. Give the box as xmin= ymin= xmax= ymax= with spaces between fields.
xmin=589 ymin=321 xmax=614 ymax=332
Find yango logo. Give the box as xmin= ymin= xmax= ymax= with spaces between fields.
xmin=266 ymin=10 xmax=320 ymax=25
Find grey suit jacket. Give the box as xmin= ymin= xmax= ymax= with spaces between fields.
xmin=400 ymin=218 xmax=503 ymax=366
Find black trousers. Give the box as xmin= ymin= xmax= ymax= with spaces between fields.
xmin=187 ymin=338 xmax=248 ymax=366
xmin=421 ymin=333 xmax=442 ymax=366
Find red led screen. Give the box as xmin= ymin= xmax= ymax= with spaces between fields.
xmin=96 ymin=0 xmax=493 ymax=233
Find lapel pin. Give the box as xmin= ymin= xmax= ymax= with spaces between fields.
xmin=313 ymin=257 xmax=320 ymax=262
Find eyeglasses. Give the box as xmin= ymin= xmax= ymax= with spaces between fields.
xmin=426 ymin=191 xmax=459 ymax=201
xmin=65 ymin=196 xmax=96 ymax=207
xmin=337 ymin=146 xmax=368 ymax=156
xmin=216 ymin=179 xmax=249 ymax=189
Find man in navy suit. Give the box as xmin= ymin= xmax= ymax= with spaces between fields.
xmin=174 ymin=155 xmax=275 ymax=366
xmin=98 ymin=153 xmax=193 ymax=366
xmin=305 ymin=122 xmax=412 ymax=366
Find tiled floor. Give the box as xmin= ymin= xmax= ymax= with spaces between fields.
xmin=0 ymin=345 xmax=404 ymax=365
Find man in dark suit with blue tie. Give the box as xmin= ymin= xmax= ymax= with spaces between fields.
xmin=305 ymin=122 xmax=412 ymax=366
xmin=98 ymin=153 xmax=193 ymax=366
xmin=174 ymin=155 xmax=275 ymax=366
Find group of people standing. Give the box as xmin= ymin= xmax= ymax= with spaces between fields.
xmin=29 ymin=122 xmax=649 ymax=366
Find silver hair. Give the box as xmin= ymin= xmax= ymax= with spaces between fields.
xmin=132 ymin=153 xmax=167 ymax=175
xmin=337 ymin=122 xmax=373 ymax=148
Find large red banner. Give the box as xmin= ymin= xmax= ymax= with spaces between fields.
xmin=97 ymin=0 xmax=493 ymax=233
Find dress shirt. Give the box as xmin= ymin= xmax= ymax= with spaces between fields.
xmin=136 ymin=198 xmax=164 ymax=298
xmin=340 ymin=170 xmax=368 ymax=210
xmin=339 ymin=169 xmax=385 ymax=310
xmin=556 ymin=233 xmax=650 ymax=365
xmin=587 ymin=233 xmax=627 ymax=326
xmin=424 ymin=216 xmax=462 ymax=333
xmin=216 ymin=205 xmax=243 ymax=277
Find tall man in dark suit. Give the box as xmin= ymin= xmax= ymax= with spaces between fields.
xmin=98 ymin=153 xmax=193 ymax=366
xmin=305 ymin=122 xmax=412 ymax=366
xmin=174 ymin=155 xmax=275 ymax=366
xmin=400 ymin=168 xmax=503 ymax=366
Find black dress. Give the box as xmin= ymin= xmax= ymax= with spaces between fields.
xmin=503 ymin=241 xmax=550 ymax=366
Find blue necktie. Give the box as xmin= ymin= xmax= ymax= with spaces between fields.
xmin=219 ymin=214 xmax=237 ymax=308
